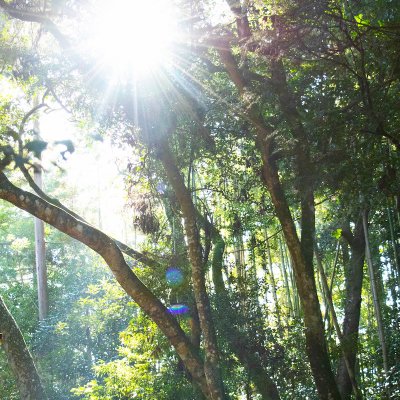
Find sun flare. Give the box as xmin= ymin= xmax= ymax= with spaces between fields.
xmin=88 ymin=0 xmax=178 ymax=77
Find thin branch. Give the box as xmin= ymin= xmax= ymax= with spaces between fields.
xmin=18 ymin=102 xmax=48 ymax=136
xmin=18 ymin=162 xmax=162 ymax=269
xmin=0 ymin=0 xmax=70 ymax=48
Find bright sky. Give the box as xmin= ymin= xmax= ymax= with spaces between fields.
xmin=39 ymin=110 xmax=138 ymax=246
xmin=84 ymin=0 xmax=178 ymax=79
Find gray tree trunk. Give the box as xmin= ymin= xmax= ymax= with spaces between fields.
xmin=33 ymin=111 xmax=48 ymax=321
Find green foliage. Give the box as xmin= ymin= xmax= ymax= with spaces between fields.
xmin=72 ymin=313 xmax=198 ymax=400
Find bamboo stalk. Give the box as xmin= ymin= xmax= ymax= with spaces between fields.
xmin=362 ymin=210 xmax=389 ymax=377
xmin=266 ymin=231 xmax=281 ymax=327
xmin=279 ymin=237 xmax=293 ymax=317
xmin=387 ymin=203 xmax=400 ymax=285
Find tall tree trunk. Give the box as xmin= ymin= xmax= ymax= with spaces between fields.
xmin=265 ymin=232 xmax=281 ymax=327
xmin=316 ymin=262 xmax=329 ymax=328
xmin=324 ymin=242 xmax=340 ymax=329
xmin=33 ymin=166 xmax=47 ymax=320
xmin=0 ymin=294 xmax=48 ymax=400
xmin=279 ymin=237 xmax=293 ymax=317
xmin=284 ymin=242 xmax=300 ymax=317
xmin=387 ymin=203 xmax=400 ymax=288
xmin=216 ymin=31 xmax=340 ymax=398
xmin=155 ymin=141 xmax=227 ymax=400
xmin=337 ymin=218 xmax=366 ymax=400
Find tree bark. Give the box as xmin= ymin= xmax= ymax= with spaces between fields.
xmin=338 ymin=218 xmax=366 ymax=399
xmin=0 ymin=294 xmax=48 ymax=400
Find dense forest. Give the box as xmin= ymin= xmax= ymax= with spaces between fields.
xmin=0 ymin=1 xmax=399 ymax=399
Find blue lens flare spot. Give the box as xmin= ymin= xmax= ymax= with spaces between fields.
xmin=165 ymin=267 xmax=183 ymax=286
xmin=156 ymin=182 xmax=166 ymax=194
xmin=168 ymin=304 xmax=190 ymax=315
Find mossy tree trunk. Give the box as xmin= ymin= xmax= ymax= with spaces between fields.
xmin=0 ymin=294 xmax=48 ymax=400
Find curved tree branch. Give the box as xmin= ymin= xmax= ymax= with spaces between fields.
xmin=17 ymin=162 xmax=162 ymax=269
xmin=0 ymin=172 xmax=211 ymax=398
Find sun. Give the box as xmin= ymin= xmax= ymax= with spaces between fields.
xmin=87 ymin=0 xmax=178 ymax=78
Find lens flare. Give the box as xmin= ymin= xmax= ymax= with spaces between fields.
xmin=156 ymin=182 xmax=166 ymax=194
xmin=168 ymin=304 xmax=189 ymax=315
xmin=166 ymin=267 xmax=183 ymax=286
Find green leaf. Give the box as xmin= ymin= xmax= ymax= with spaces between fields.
xmin=354 ymin=13 xmax=370 ymax=26
xmin=332 ymin=228 xmax=342 ymax=239
xmin=354 ymin=13 xmax=364 ymax=24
